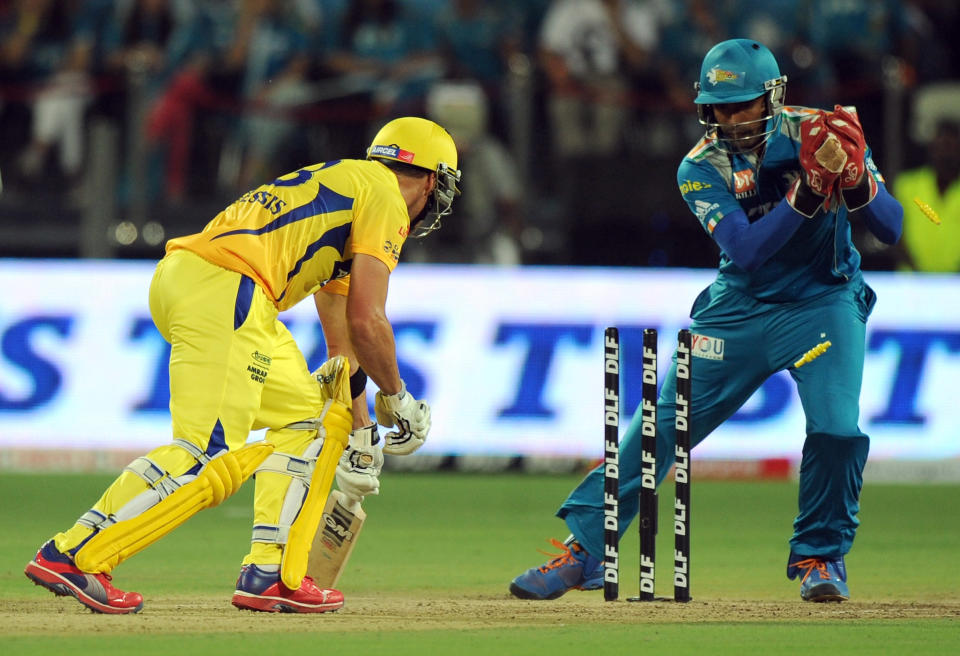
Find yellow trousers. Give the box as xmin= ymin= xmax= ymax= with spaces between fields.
xmin=56 ymin=249 xmax=326 ymax=566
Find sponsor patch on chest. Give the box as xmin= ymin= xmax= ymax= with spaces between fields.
xmin=691 ymin=333 xmax=725 ymax=360
xmin=732 ymin=169 xmax=757 ymax=199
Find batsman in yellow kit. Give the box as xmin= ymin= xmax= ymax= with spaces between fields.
xmin=24 ymin=117 xmax=461 ymax=614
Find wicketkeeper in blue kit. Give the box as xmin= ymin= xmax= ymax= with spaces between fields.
xmin=510 ymin=39 xmax=903 ymax=602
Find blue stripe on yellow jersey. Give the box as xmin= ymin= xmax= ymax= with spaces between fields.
xmin=167 ymin=159 xmax=409 ymax=311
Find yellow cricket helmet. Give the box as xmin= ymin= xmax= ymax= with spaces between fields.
xmin=367 ymin=116 xmax=462 ymax=238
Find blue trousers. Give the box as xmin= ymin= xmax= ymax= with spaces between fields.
xmin=560 ymin=278 xmax=876 ymax=564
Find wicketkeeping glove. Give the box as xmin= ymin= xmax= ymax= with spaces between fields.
xmin=336 ymin=424 xmax=383 ymax=499
xmin=826 ymin=104 xmax=878 ymax=211
xmin=375 ymin=380 xmax=431 ymax=455
xmin=787 ymin=111 xmax=846 ymax=218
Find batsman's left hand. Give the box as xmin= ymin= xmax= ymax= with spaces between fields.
xmin=336 ymin=424 xmax=383 ymax=499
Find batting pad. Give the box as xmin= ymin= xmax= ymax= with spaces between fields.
xmin=280 ymin=355 xmax=353 ymax=590
xmin=74 ymin=442 xmax=274 ymax=574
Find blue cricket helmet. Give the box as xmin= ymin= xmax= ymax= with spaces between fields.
xmin=693 ymin=39 xmax=787 ymax=152
xmin=695 ymin=39 xmax=783 ymax=104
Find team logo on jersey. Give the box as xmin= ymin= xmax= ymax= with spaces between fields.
xmin=382 ymin=240 xmax=401 ymax=262
xmin=707 ymin=66 xmax=743 ymax=87
xmin=246 ymin=354 xmax=270 ymax=383
xmin=247 ymin=351 xmax=271 ymax=383
xmin=691 ymin=333 xmax=724 ymax=360
xmin=370 ymin=144 xmax=415 ymax=163
xmin=694 ymin=200 xmax=720 ymax=222
xmin=733 ymin=169 xmax=756 ymax=198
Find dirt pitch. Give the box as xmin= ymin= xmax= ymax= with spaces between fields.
xmin=3 ymin=594 xmax=959 ymax=635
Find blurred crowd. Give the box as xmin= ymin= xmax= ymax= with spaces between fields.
xmin=0 ymin=0 xmax=958 ymax=271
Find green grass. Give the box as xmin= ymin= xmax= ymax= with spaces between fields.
xmin=2 ymin=623 xmax=954 ymax=656
xmin=2 ymin=471 xmax=958 ymax=654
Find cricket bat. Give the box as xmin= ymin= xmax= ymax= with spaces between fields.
xmin=307 ymin=489 xmax=366 ymax=588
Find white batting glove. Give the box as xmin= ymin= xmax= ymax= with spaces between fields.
xmin=374 ymin=380 xmax=431 ymax=455
xmin=336 ymin=424 xmax=383 ymax=499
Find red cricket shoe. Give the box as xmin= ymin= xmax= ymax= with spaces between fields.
xmin=232 ymin=564 xmax=344 ymax=613
xmin=25 ymin=541 xmax=144 ymax=614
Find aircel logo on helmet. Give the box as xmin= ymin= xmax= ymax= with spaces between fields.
xmin=370 ymin=144 xmax=415 ymax=163
xmin=706 ymin=65 xmax=745 ymax=87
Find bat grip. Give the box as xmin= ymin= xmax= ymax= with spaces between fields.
xmin=340 ymin=492 xmax=363 ymax=513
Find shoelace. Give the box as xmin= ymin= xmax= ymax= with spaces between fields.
xmin=536 ymin=538 xmax=578 ymax=573
xmin=789 ymin=558 xmax=831 ymax=583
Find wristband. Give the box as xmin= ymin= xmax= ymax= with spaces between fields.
xmin=786 ymin=177 xmax=827 ymax=219
xmin=841 ymin=173 xmax=878 ymax=212
xmin=349 ymin=367 xmax=368 ymax=399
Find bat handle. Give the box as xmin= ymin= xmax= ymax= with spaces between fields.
xmin=341 ymin=492 xmax=363 ymax=513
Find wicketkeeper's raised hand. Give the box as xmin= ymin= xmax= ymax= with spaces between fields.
xmin=826 ymin=105 xmax=879 ymax=210
xmin=375 ymin=380 xmax=431 ymax=455
xmin=787 ymin=111 xmax=846 ymax=218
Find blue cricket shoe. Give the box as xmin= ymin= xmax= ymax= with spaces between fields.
xmin=510 ymin=538 xmax=604 ymax=600
xmin=787 ymin=551 xmax=850 ymax=602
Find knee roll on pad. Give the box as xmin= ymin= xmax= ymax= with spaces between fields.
xmin=76 ymin=439 xmax=208 ymax=536
xmin=74 ymin=442 xmax=273 ymax=574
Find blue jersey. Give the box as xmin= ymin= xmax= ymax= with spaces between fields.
xmin=677 ymin=106 xmax=885 ymax=304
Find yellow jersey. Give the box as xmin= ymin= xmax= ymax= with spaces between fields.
xmin=167 ymin=159 xmax=409 ymax=310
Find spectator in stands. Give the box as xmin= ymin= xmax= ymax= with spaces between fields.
xmin=141 ymin=3 xmax=225 ymax=203
xmin=323 ymin=0 xmax=442 ymax=121
xmin=413 ymin=80 xmax=525 ymax=265
xmin=536 ymin=0 xmax=662 ymax=262
xmin=796 ymin=0 xmax=912 ymax=160
xmin=892 ymin=116 xmax=960 ymax=272
xmin=715 ymin=0 xmax=820 ymax=105
xmin=103 ymin=0 xmax=183 ymax=88
xmin=538 ymin=0 xmax=659 ymax=162
xmin=142 ymin=55 xmax=217 ymax=203
xmin=433 ymin=1 xmax=518 ymax=91
xmin=432 ymin=0 xmax=529 ymax=142
xmin=220 ymin=0 xmax=314 ymax=190
xmin=139 ymin=0 xmax=327 ymax=200
xmin=102 ymin=0 xmax=201 ymax=207
xmin=654 ymin=0 xmax=726 ymax=112
xmin=1 ymin=0 xmax=108 ymax=193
